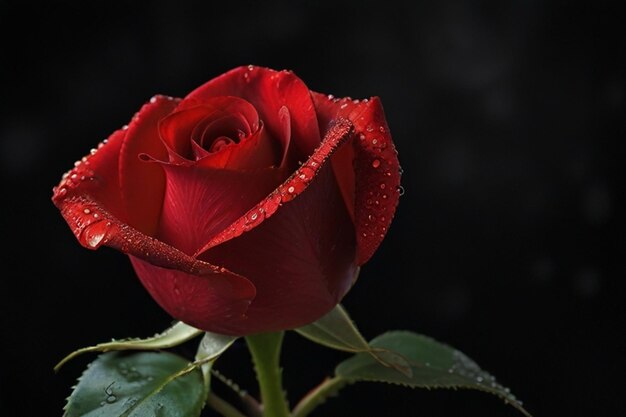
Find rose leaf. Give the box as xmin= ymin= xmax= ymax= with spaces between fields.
xmin=64 ymin=351 xmax=205 ymax=417
xmin=55 ymin=321 xmax=203 ymax=371
xmin=335 ymin=331 xmax=532 ymax=417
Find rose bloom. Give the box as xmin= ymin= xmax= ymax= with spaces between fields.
xmin=52 ymin=66 xmax=400 ymax=335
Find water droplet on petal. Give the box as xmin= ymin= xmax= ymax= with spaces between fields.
xmin=81 ymin=221 xmax=109 ymax=249
xmin=372 ymin=159 xmax=381 ymax=168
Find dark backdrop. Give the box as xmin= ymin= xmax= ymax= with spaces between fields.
xmin=1 ymin=1 xmax=623 ymax=416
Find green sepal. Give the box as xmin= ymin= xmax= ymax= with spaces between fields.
xmin=295 ymin=305 xmax=412 ymax=376
xmin=194 ymin=332 xmax=238 ymax=391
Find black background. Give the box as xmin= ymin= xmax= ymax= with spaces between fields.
xmin=1 ymin=1 xmax=623 ymax=416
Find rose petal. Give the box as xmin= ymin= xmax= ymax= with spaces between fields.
xmin=194 ymin=119 xmax=354 ymax=256
xmin=130 ymin=257 xmax=256 ymax=335
xmin=312 ymin=94 xmax=402 ymax=265
xmin=186 ymin=66 xmax=321 ymax=167
xmin=52 ymin=110 xmax=258 ymax=332
xmin=119 ymin=95 xmax=180 ymax=236
xmin=159 ymin=96 xmax=259 ymax=163
xmin=54 ymin=193 xmax=257 ymax=330
xmin=157 ymin=164 xmax=284 ymax=256
xmin=52 ymin=128 xmax=127 ymax=222
xmin=200 ymin=155 xmax=358 ymax=333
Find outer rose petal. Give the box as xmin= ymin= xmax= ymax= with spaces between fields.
xmin=201 ymin=159 xmax=358 ymax=333
xmin=312 ymin=94 xmax=402 ymax=265
xmin=130 ymin=257 xmax=256 ymax=335
xmin=189 ymin=120 xmax=357 ymax=333
xmin=194 ymin=119 xmax=354 ymax=256
xmin=51 ymin=105 xmax=258 ymax=333
xmin=186 ymin=66 xmax=321 ymax=166
xmin=119 ymin=95 xmax=180 ymax=236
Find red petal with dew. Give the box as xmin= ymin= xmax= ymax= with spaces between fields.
xmin=312 ymin=94 xmax=402 ymax=265
xmin=156 ymin=164 xmax=283 ymax=256
xmin=198 ymin=122 xmax=358 ymax=332
xmin=51 ymin=100 xmax=257 ymax=331
xmin=186 ymin=66 xmax=321 ymax=167
xmin=119 ymin=95 xmax=180 ymax=236
xmin=194 ymin=119 xmax=354 ymax=256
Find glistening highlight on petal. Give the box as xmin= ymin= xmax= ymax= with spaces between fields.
xmin=312 ymin=94 xmax=402 ymax=265
xmin=194 ymin=118 xmax=354 ymax=257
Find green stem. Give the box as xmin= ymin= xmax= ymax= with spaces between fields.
xmin=245 ymin=332 xmax=291 ymax=417
xmin=292 ymin=376 xmax=348 ymax=417
xmin=206 ymin=392 xmax=248 ymax=417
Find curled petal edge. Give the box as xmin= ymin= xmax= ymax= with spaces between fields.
xmin=52 ymin=169 xmax=257 ymax=316
xmin=194 ymin=118 xmax=355 ymax=258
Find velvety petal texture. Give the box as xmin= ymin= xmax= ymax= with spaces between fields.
xmin=52 ymin=66 xmax=400 ymax=336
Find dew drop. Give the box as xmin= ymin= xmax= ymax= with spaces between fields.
xmin=382 ymin=194 xmax=388 ymax=199
xmin=340 ymin=103 xmax=348 ymax=109
xmin=380 ymin=183 xmax=386 ymax=189
xmin=106 ymin=395 xmax=117 ymax=404
xmin=150 ymin=96 xmax=157 ymax=103
xmin=83 ymin=208 xmax=91 ymax=214
xmin=372 ymin=138 xmax=378 ymax=145
xmin=122 ymin=125 xmax=129 ymax=130
xmin=327 ymin=94 xmax=334 ymax=100
xmin=81 ymin=221 xmax=109 ymax=249
xmin=287 ymin=186 xmax=295 ymax=193
xmin=372 ymin=159 xmax=381 ymax=168
xmin=397 ymin=185 xmax=405 ymax=196
xmin=59 ymin=188 xmax=67 ymax=195
xmin=366 ymin=126 xmax=374 ymax=132
xmin=379 ymin=126 xmax=385 ymax=132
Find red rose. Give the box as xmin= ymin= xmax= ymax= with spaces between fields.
xmin=52 ymin=66 xmax=401 ymax=335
